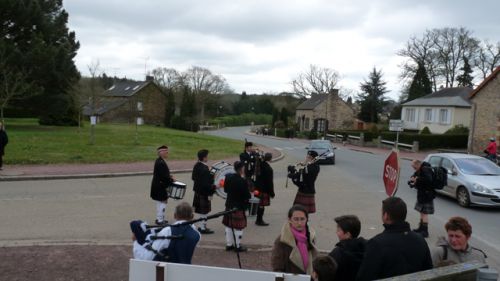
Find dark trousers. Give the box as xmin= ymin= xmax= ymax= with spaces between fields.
xmin=256 ymin=206 xmax=265 ymax=222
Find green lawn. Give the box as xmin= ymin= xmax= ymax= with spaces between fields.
xmin=3 ymin=119 xmax=243 ymax=164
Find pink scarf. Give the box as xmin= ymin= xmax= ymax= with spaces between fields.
xmin=290 ymin=225 xmax=309 ymax=272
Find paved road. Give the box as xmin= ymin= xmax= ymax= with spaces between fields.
xmin=0 ymin=126 xmax=498 ymax=270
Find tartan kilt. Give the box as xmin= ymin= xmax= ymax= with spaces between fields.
xmin=414 ymin=201 xmax=434 ymax=215
xmin=293 ymin=192 xmax=316 ymax=214
xmin=222 ymin=210 xmax=247 ymax=230
xmin=192 ymin=193 xmax=211 ymax=215
xmin=258 ymin=192 xmax=271 ymax=207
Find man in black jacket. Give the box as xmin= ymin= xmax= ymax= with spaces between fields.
xmin=255 ymin=152 xmax=275 ymax=226
xmin=409 ymin=159 xmax=435 ymax=238
xmin=240 ymin=141 xmax=257 ymax=182
xmin=222 ymin=161 xmax=251 ymax=252
xmin=292 ymin=150 xmax=320 ymax=214
xmin=356 ymin=197 xmax=433 ymax=280
xmin=329 ymin=215 xmax=366 ymax=281
xmin=150 ymin=145 xmax=174 ymax=226
xmin=192 ymin=149 xmax=215 ymax=234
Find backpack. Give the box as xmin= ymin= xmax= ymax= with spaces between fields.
xmin=431 ymin=166 xmax=448 ymax=190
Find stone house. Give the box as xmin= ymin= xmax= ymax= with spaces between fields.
xmin=83 ymin=79 xmax=166 ymax=125
xmin=295 ymin=89 xmax=356 ymax=132
xmin=468 ymin=66 xmax=500 ymax=154
xmin=401 ymin=87 xmax=473 ymax=134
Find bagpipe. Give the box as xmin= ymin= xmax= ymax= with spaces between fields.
xmin=286 ymin=151 xmax=327 ymax=188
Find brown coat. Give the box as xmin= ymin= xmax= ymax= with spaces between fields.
xmin=271 ymin=222 xmax=318 ymax=275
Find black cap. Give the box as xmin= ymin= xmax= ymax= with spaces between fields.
xmin=264 ymin=152 xmax=272 ymax=161
xmin=197 ymin=149 xmax=209 ymax=160
xmin=308 ymin=150 xmax=318 ymax=158
xmin=157 ymin=145 xmax=168 ymax=151
xmin=234 ymin=161 xmax=245 ymax=171
xmin=245 ymin=141 xmax=253 ymax=148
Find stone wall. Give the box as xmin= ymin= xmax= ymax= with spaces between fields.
xmin=469 ymin=74 xmax=500 ymax=154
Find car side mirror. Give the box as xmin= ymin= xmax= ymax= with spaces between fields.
xmin=451 ymin=167 xmax=458 ymax=176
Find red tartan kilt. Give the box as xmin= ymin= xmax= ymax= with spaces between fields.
xmin=259 ymin=192 xmax=271 ymax=206
xmin=293 ymin=192 xmax=316 ymax=214
xmin=192 ymin=193 xmax=211 ymax=214
xmin=222 ymin=210 xmax=247 ymax=230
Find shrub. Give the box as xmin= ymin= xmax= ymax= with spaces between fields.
xmin=210 ymin=113 xmax=271 ymax=127
xmin=420 ymin=126 xmax=432 ymax=134
xmin=379 ymin=132 xmax=468 ymax=149
xmin=444 ymin=125 xmax=469 ymax=135
xmin=308 ymin=130 xmax=318 ymax=139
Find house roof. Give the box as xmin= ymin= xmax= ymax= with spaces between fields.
xmin=469 ymin=66 xmax=500 ymax=99
xmin=103 ymin=80 xmax=153 ymax=97
xmin=402 ymin=87 xmax=473 ymax=108
xmin=82 ymin=98 xmax=128 ymax=116
xmin=296 ymin=94 xmax=328 ymax=110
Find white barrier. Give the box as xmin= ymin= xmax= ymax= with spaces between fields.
xmin=129 ymin=259 xmax=310 ymax=281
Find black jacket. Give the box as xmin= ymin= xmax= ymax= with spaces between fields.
xmin=329 ymin=237 xmax=367 ymax=281
xmin=255 ymin=161 xmax=275 ymax=197
xmin=356 ymin=221 xmax=433 ymax=281
xmin=413 ymin=162 xmax=435 ymax=203
xmin=224 ymin=173 xmax=251 ymax=210
xmin=150 ymin=157 xmax=173 ymax=201
xmin=293 ymin=163 xmax=320 ymax=194
xmin=240 ymin=151 xmax=256 ymax=179
xmin=192 ymin=161 xmax=214 ymax=196
xmin=0 ymin=130 xmax=7 ymax=155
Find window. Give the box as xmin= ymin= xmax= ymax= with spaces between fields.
xmin=133 ymin=85 xmax=140 ymax=90
xmin=425 ymin=109 xmax=433 ymax=122
xmin=439 ymin=109 xmax=450 ymax=124
xmin=405 ymin=108 xmax=416 ymax=122
xmin=441 ymin=158 xmax=454 ymax=174
xmin=317 ymin=119 xmax=325 ymax=132
xmin=305 ymin=118 xmax=310 ymax=130
xmin=428 ymin=156 xmax=442 ymax=167
xmin=125 ymin=86 xmax=131 ymax=90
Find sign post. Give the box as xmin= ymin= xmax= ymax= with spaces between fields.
xmin=383 ymin=149 xmax=400 ymax=197
xmin=389 ymin=119 xmax=404 ymax=149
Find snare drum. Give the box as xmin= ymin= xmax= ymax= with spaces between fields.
xmin=247 ymin=196 xmax=261 ymax=217
xmin=167 ymin=181 xmax=186 ymax=200
xmin=210 ymin=161 xmax=234 ymax=199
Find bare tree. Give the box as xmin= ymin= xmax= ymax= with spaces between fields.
xmin=475 ymin=41 xmax=500 ymax=79
xmin=291 ymin=64 xmax=341 ymax=98
xmin=184 ymin=66 xmax=227 ymax=120
xmin=150 ymin=67 xmax=181 ymax=90
xmin=87 ymin=59 xmax=102 ymax=145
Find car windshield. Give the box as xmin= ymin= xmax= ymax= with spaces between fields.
xmin=310 ymin=142 xmax=331 ymax=149
xmin=455 ymin=158 xmax=500 ymax=175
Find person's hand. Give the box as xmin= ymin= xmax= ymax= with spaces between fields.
xmin=208 ymin=196 xmax=213 ymax=201
xmin=170 ymin=175 xmax=176 ymax=181
xmin=132 ymin=234 xmax=136 ymax=241
xmin=270 ymin=192 xmax=275 ymax=198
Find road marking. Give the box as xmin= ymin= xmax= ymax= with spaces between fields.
xmin=274 ymin=147 xmax=283 ymax=151
xmin=284 ymin=147 xmax=294 ymax=150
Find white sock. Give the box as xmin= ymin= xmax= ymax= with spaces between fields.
xmin=225 ymin=227 xmax=235 ymax=246
xmin=234 ymin=230 xmax=243 ymax=248
xmin=200 ymin=215 xmax=207 ymax=230
xmin=156 ymin=201 xmax=167 ymax=222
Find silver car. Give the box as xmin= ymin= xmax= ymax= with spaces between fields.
xmin=424 ymin=153 xmax=500 ymax=208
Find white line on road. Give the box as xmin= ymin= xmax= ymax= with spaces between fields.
xmin=274 ymin=147 xmax=283 ymax=151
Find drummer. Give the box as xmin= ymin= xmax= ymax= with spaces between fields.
xmin=150 ymin=145 xmax=175 ymax=226
xmin=192 ymin=149 xmax=216 ymax=234
xmin=222 ymin=161 xmax=251 ymax=252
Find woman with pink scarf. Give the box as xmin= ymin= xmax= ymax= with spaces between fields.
xmin=272 ymin=205 xmax=318 ymax=275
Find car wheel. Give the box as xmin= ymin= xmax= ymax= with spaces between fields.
xmin=456 ymin=186 xmax=470 ymax=208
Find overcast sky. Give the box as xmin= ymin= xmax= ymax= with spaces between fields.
xmin=65 ymin=0 xmax=500 ymax=100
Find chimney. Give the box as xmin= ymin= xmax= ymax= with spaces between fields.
xmin=145 ymin=75 xmax=154 ymax=82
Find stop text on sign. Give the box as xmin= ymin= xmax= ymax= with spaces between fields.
xmin=385 ymin=165 xmax=398 ymax=183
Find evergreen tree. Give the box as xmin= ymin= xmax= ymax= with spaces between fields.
xmin=1 ymin=0 xmax=81 ymax=125
xmin=456 ymin=57 xmax=474 ymax=87
xmin=280 ymin=107 xmax=289 ymax=126
xmin=357 ymin=67 xmax=389 ymax=123
xmin=407 ymin=62 xmax=432 ymax=102
xmin=271 ymin=107 xmax=280 ymax=127
xmin=164 ymin=89 xmax=176 ymax=127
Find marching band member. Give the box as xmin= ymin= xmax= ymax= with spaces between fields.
xmin=254 ymin=152 xmax=275 ymax=226
xmin=291 ymin=151 xmax=320 ymax=214
xmin=131 ymin=202 xmax=200 ymax=264
xmin=192 ymin=149 xmax=216 ymax=234
xmin=240 ymin=141 xmax=257 ymax=183
xmin=150 ymin=145 xmax=174 ymax=226
xmin=222 ymin=161 xmax=251 ymax=252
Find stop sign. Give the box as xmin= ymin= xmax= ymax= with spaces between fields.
xmin=383 ymin=149 xmax=400 ymax=197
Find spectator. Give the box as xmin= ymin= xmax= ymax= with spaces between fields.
xmin=356 ymin=197 xmax=433 ymax=280
xmin=432 ymin=216 xmax=487 ymax=267
xmin=312 ymin=255 xmax=337 ymax=281
xmin=131 ymin=202 xmax=200 ymax=264
xmin=484 ymin=137 xmax=497 ymax=162
xmin=329 ymin=215 xmax=366 ymax=281
xmin=272 ymin=205 xmax=318 ymax=275
xmin=409 ymin=159 xmax=435 ymax=238
xmin=0 ymin=122 xmax=8 ymax=170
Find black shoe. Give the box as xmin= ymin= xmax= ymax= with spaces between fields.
xmin=198 ymin=227 xmax=214 ymax=234
xmin=255 ymin=220 xmax=269 ymax=226
xmin=235 ymin=245 xmax=248 ymax=252
xmin=155 ymin=220 xmax=168 ymax=226
xmin=225 ymin=245 xmax=235 ymax=251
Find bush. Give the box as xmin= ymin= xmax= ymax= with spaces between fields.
xmin=420 ymin=126 xmax=432 ymax=134
xmin=379 ymin=132 xmax=468 ymax=149
xmin=308 ymin=130 xmax=318 ymax=139
xmin=327 ymin=129 xmax=376 ymax=142
xmin=170 ymin=116 xmax=199 ymax=132
xmin=444 ymin=125 xmax=469 ymax=135
xmin=210 ymin=113 xmax=272 ymax=127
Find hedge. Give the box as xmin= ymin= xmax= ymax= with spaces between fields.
xmin=327 ymin=130 xmax=376 ymax=142
xmin=379 ymin=132 xmax=468 ymax=149
xmin=210 ymin=113 xmax=272 ymax=127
